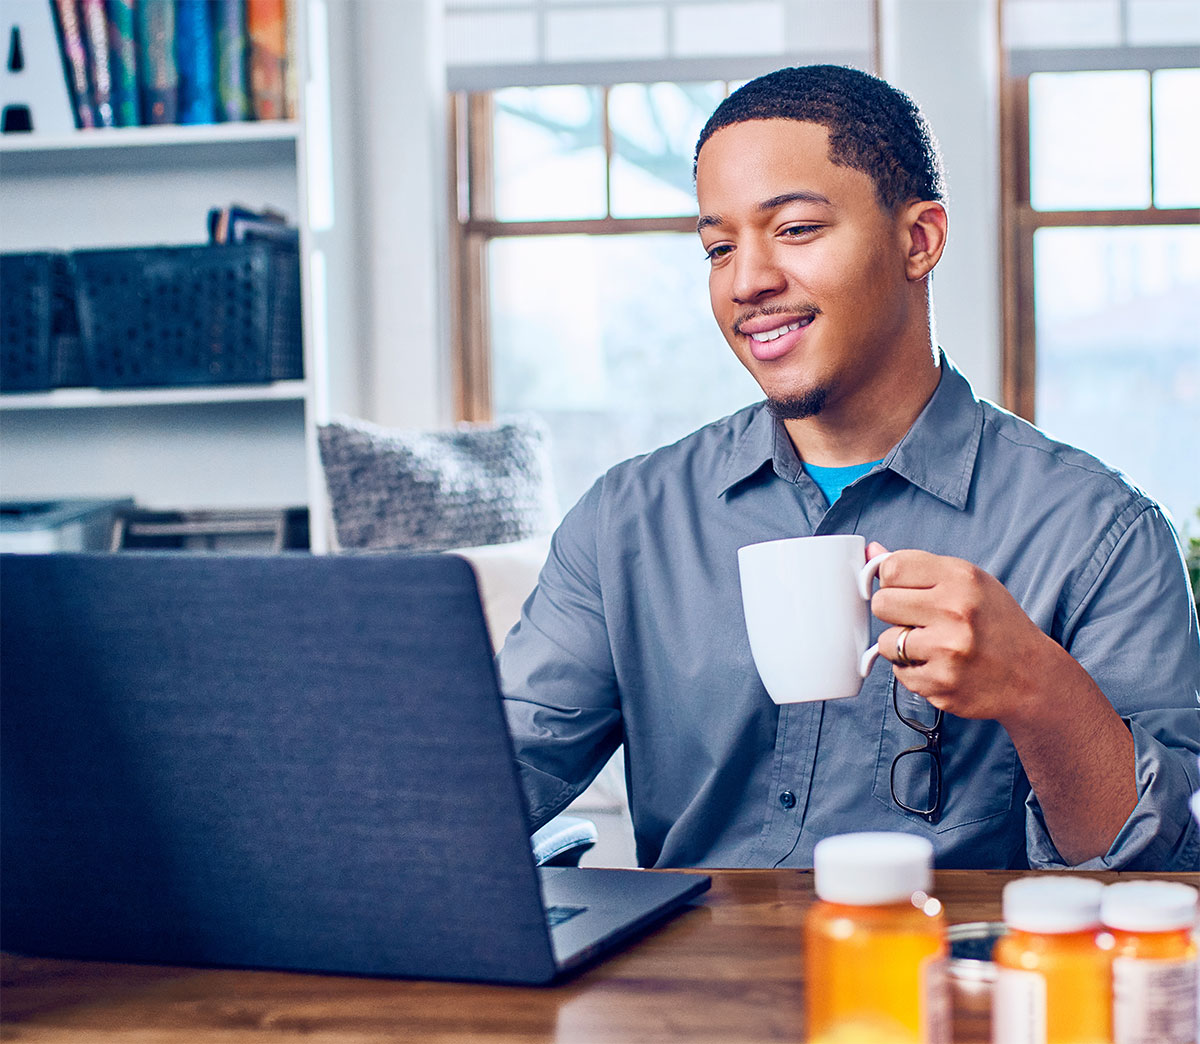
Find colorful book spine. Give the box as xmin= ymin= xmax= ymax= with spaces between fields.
xmin=176 ymin=0 xmax=217 ymax=124
xmin=51 ymin=0 xmax=97 ymax=128
xmin=136 ymin=0 xmax=178 ymax=125
xmin=80 ymin=0 xmax=115 ymax=126
xmin=105 ymin=0 xmax=140 ymax=126
xmin=216 ymin=0 xmax=250 ymax=122
xmin=284 ymin=0 xmax=297 ymax=120
xmin=246 ymin=0 xmax=285 ymax=121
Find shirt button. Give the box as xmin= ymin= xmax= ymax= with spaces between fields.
xmin=779 ymin=790 xmax=797 ymax=810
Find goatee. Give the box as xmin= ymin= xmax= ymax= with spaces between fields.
xmin=766 ymin=387 xmax=827 ymax=420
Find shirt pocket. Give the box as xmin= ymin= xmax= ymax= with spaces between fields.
xmin=871 ymin=673 xmax=1019 ymax=834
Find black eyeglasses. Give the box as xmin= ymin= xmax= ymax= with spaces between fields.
xmin=890 ymin=685 xmax=943 ymax=824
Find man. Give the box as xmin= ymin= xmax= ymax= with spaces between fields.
xmin=498 ymin=65 xmax=1200 ymax=870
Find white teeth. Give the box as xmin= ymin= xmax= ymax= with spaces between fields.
xmin=750 ymin=319 xmax=805 ymax=343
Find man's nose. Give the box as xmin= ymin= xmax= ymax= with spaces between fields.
xmin=730 ymin=243 xmax=787 ymax=304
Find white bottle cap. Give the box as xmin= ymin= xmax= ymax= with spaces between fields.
xmin=1002 ymin=876 xmax=1105 ymax=933
xmin=813 ymin=832 xmax=934 ymax=905
xmin=1101 ymin=881 xmax=1199 ymax=932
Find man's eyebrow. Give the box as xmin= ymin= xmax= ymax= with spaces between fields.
xmin=759 ymin=190 xmax=833 ymax=211
xmin=696 ymin=191 xmax=834 ymax=234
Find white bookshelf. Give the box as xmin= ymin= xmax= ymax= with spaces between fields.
xmin=0 ymin=121 xmax=299 ymax=153
xmin=0 ymin=381 xmax=309 ymax=410
xmin=0 ymin=2 xmax=338 ymax=550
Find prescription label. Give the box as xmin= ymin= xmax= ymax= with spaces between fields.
xmin=1112 ymin=955 xmax=1198 ymax=1044
xmin=993 ymin=967 xmax=1047 ymax=1044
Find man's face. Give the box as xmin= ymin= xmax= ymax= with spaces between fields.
xmin=696 ymin=119 xmax=920 ymax=420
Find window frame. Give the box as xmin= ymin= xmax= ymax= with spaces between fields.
xmin=999 ymin=61 xmax=1200 ymax=422
xmin=454 ymin=49 xmax=1199 ymax=432
xmin=449 ymin=84 xmax=736 ymax=424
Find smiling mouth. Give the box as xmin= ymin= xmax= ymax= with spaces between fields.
xmin=748 ymin=316 xmax=815 ymax=343
xmin=735 ymin=309 xmax=820 ymax=362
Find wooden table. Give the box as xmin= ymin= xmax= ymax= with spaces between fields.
xmin=3 ymin=869 xmax=1197 ymax=1043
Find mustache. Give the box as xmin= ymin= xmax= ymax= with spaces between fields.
xmin=732 ymin=304 xmax=821 ymax=337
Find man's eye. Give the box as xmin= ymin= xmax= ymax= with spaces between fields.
xmin=705 ymin=244 xmax=732 ymax=261
xmin=782 ymin=225 xmax=819 ymax=238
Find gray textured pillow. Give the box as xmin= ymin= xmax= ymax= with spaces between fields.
xmin=317 ymin=416 xmax=559 ymax=552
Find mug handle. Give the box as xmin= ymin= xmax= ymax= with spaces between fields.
xmin=857 ymin=551 xmax=892 ymax=677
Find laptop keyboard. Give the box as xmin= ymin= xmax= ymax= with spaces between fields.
xmin=545 ymin=904 xmax=587 ymax=927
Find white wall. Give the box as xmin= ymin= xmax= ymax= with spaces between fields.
xmin=443 ymin=0 xmax=874 ymax=87
xmin=880 ymin=0 xmax=1002 ymax=400
xmin=332 ymin=0 xmax=450 ymax=430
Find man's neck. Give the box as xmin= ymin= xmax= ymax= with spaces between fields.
xmin=782 ymin=348 xmax=942 ymax=467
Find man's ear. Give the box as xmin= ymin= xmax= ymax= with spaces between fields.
xmin=901 ymin=200 xmax=948 ymax=282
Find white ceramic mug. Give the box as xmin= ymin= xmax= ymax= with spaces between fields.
xmin=737 ymin=534 xmax=890 ymax=704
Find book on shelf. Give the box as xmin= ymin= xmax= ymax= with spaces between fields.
xmin=216 ymin=0 xmax=251 ymax=122
xmin=284 ymin=0 xmax=298 ymax=119
xmin=246 ymin=0 xmax=285 ymax=121
xmin=176 ymin=0 xmax=216 ymax=124
xmin=50 ymin=0 xmax=97 ymax=128
xmin=79 ymin=0 xmax=113 ymax=126
xmin=136 ymin=0 xmax=178 ymax=125
xmin=207 ymin=202 xmax=292 ymax=245
xmin=105 ymin=0 xmax=140 ymax=126
xmin=45 ymin=0 xmax=294 ymax=132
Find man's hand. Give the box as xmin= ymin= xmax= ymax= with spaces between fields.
xmin=866 ymin=541 xmax=1054 ymax=729
xmin=866 ymin=541 xmax=1137 ymax=864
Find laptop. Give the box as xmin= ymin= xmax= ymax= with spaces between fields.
xmin=0 ymin=551 xmax=710 ymax=985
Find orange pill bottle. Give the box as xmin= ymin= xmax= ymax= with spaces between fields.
xmin=992 ymin=876 xmax=1112 ymax=1044
xmin=1101 ymin=880 xmax=1198 ymax=1044
xmin=805 ymin=832 xmax=948 ymax=1044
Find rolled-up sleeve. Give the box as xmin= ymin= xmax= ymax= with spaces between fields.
xmin=497 ymin=480 xmax=623 ymax=830
xmin=1025 ymin=503 xmax=1200 ymax=870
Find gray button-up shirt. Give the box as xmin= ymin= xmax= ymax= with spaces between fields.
xmin=498 ymin=356 xmax=1200 ymax=870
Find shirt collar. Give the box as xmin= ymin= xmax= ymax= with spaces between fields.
xmin=717 ymin=351 xmax=983 ymax=510
xmin=717 ymin=402 xmax=794 ymax=497
xmin=883 ymin=353 xmax=983 ymax=510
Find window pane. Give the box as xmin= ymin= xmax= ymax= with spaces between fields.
xmin=608 ymin=81 xmax=724 ymax=219
xmin=1029 ymin=71 xmax=1151 ymax=211
xmin=489 ymin=233 xmax=762 ymax=508
xmin=492 ymin=86 xmax=606 ymax=221
xmin=1153 ymin=69 xmax=1200 ymax=208
xmin=1034 ymin=226 xmax=1200 ymax=527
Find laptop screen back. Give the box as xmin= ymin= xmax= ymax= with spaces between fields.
xmin=0 ymin=552 xmax=559 ymax=982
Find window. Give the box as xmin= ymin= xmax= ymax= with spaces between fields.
xmin=1002 ymin=65 xmax=1200 ymax=529
xmin=451 ymin=82 xmax=761 ymax=509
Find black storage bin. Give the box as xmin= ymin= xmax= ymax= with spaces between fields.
xmin=71 ymin=241 xmax=303 ymax=389
xmin=0 ymin=252 xmax=87 ymax=393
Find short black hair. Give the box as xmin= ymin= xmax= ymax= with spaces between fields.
xmin=694 ymin=64 xmax=946 ymax=211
